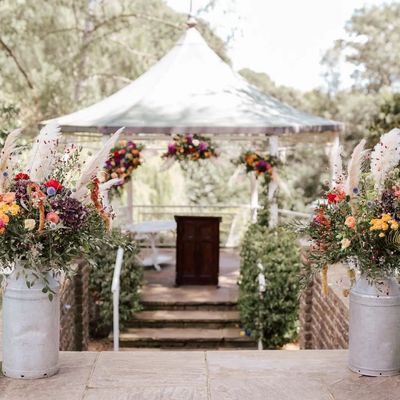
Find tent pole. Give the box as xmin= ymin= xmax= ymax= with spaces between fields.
xmin=126 ymin=178 xmax=134 ymax=224
xmin=269 ymin=136 xmax=279 ymax=227
xmin=330 ymin=131 xmax=341 ymax=186
xmin=250 ymin=173 xmax=259 ymax=223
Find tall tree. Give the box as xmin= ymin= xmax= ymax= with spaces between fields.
xmin=0 ymin=0 xmax=229 ymax=129
xmin=332 ymin=3 xmax=400 ymax=92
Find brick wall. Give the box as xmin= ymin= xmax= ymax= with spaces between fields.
xmin=299 ymin=264 xmax=349 ymax=350
xmin=59 ymin=262 xmax=90 ymax=351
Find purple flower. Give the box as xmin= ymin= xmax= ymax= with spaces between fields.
xmin=51 ymin=197 xmax=88 ymax=230
xmin=46 ymin=187 xmax=56 ymax=196
xmin=186 ymin=134 xmax=193 ymax=144
xmin=256 ymin=160 xmax=267 ymax=172
xmin=168 ymin=143 xmax=176 ymax=154
xmin=352 ymin=187 xmax=359 ymax=195
xmin=199 ymin=142 xmax=208 ymax=151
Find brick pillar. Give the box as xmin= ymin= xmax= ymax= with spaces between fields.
xmin=299 ymin=282 xmax=313 ymax=349
xmin=59 ymin=261 xmax=90 ymax=351
xmin=74 ymin=262 xmax=90 ymax=351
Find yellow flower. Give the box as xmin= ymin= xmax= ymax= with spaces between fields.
xmin=382 ymin=213 xmax=392 ymax=222
xmin=7 ymin=204 xmax=20 ymax=216
xmin=390 ymin=220 xmax=399 ymax=230
xmin=370 ymin=214 xmax=397 ymax=232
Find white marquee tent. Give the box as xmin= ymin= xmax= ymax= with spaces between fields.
xmin=42 ymin=22 xmax=342 ymax=136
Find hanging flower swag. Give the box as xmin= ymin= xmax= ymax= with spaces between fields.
xmin=104 ymin=140 xmax=144 ymax=197
xmin=234 ymin=150 xmax=280 ymax=184
xmin=161 ymin=134 xmax=218 ymax=170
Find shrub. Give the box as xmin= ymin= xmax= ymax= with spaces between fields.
xmin=238 ymin=224 xmax=300 ymax=348
xmin=89 ymin=230 xmax=143 ymax=338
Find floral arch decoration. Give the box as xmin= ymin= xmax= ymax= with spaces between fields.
xmin=161 ymin=134 xmax=219 ymax=166
xmin=103 ymin=139 xmax=144 ymax=197
xmin=234 ymin=150 xmax=280 ymax=184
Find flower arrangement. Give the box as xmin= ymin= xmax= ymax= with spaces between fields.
xmin=297 ymin=129 xmax=400 ymax=285
xmin=162 ymin=134 xmax=218 ymax=162
xmin=104 ymin=140 xmax=144 ymax=197
xmin=234 ymin=150 xmax=280 ymax=183
xmin=0 ymin=123 xmax=123 ymax=297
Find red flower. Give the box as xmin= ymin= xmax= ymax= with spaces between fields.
xmin=15 ymin=173 xmax=30 ymax=181
xmin=327 ymin=193 xmax=338 ymax=203
xmin=327 ymin=190 xmax=346 ymax=204
xmin=44 ymin=179 xmax=63 ymax=191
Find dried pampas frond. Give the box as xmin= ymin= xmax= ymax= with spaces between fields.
xmin=370 ymin=128 xmax=400 ymax=195
xmin=71 ymin=127 xmax=123 ymax=200
xmin=345 ymin=139 xmax=366 ymax=212
xmin=330 ymin=140 xmax=343 ymax=189
xmin=0 ymin=128 xmax=22 ymax=192
xmin=27 ymin=122 xmax=61 ymax=182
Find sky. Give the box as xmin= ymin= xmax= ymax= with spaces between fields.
xmin=165 ymin=0 xmax=391 ymax=91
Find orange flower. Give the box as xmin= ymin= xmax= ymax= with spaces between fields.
xmin=345 ymin=216 xmax=356 ymax=229
xmin=245 ymin=154 xmax=258 ymax=167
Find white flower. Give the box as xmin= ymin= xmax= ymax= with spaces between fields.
xmin=192 ymin=139 xmax=200 ymax=146
xmin=24 ymin=219 xmax=36 ymax=231
xmin=341 ymin=238 xmax=351 ymax=250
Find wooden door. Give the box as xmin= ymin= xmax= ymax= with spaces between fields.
xmin=175 ymin=216 xmax=220 ymax=286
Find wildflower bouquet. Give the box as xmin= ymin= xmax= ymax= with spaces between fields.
xmin=0 ymin=123 xmax=122 ymax=296
xmin=234 ymin=150 xmax=280 ymax=184
xmin=162 ymin=134 xmax=218 ymax=162
xmin=298 ymin=129 xmax=400 ymax=283
xmin=104 ymin=139 xmax=144 ymax=197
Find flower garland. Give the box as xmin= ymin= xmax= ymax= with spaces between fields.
xmin=234 ymin=150 xmax=280 ymax=183
xmin=162 ymin=134 xmax=218 ymax=162
xmin=104 ymin=140 xmax=144 ymax=197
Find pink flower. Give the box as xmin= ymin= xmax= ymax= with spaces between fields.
xmin=345 ymin=216 xmax=356 ymax=229
xmin=46 ymin=212 xmax=60 ymax=224
xmin=2 ymin=192 xmax=16 ymax=203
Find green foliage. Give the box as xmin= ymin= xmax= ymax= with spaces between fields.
xmin=341 ymin=3 xmax=400 ymax=92
xmin=369 ymin=93 xmax=400 ymax=146
xmin=238 ymin=225 xmax=300 ymax=348
xmin=0 ymin=102 xmax=20 ymax=144
xmin=0 ymin=0 xmax=229 ymax=129
xmin=89 ymin=230 xmax=143 ymax=338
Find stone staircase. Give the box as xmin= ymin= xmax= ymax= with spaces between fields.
xmin=120 ymin=300 xmax=256 ymax=349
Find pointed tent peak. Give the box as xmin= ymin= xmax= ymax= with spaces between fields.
xmin=175 ymin=23 xmax=211 ymax=48
xmin=42 ymin=16 xmax=343 ymax=136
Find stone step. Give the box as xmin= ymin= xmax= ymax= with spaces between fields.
xmin=129 ymin=310 xmax=241 ymax=328
xmin=119 ymin=327 xmax=256 ymax=349
xmin=141 ymin=301 xmax=238 ymax=311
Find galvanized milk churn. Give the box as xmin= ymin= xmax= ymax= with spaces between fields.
xmin=2 ymin=264 xmax=60 ymax=379
xmin=349 ymin=275 xmax=400 ymax=376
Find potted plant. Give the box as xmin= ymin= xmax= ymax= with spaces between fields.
xmin=0 ymin=123 xmax=122 ymax=379
xmin=297 ymin=128 xmax=400 ymax=376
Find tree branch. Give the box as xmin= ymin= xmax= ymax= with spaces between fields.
xmin=91 ymin=12 xmax=182 ymax=34
xmin=39 ymin=27 xmax=83 ymax=40
xmin=0 ymin=36 xmax=35 ymax=90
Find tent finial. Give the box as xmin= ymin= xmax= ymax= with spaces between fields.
xmin=186 ymin=0 xmax=197 ymax=28
xmin=186 ymin=15 xmax=197 ymax=28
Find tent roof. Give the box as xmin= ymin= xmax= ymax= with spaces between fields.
xmin=43 ymin=25 xmax=342 ymax=136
